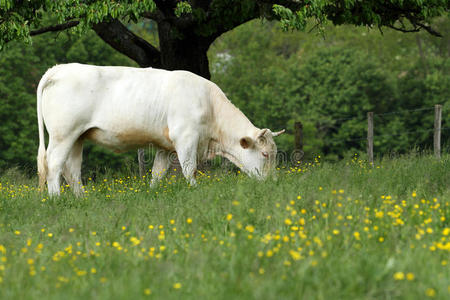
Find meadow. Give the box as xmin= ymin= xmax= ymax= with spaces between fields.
xmin=0 ymin=154 xmax=449 ymax=300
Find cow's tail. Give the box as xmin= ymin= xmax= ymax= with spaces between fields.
xmin=36 ymin=69 xmax=52 ymax=191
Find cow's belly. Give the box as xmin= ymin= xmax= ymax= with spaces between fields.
xmin=81 ymin=127 xmax=174 ymax=152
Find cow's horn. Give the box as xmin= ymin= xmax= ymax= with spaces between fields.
xmin=272 ymin=129 xmax=285 ymax=137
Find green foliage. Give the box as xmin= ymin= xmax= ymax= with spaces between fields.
xmin=210 ymin=18 xmax=449 ymax=160
xmin=0 ymin=155 xmax=449 ymax=299
xmin=273 ymin=0 xmax=449 ymax=34
xmin=174 ymin=1 xmax=192 ymax=18
xmin=0 ymin=0 xmax=156 ymax=49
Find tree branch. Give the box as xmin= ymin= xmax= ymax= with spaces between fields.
xmin=411 ymin=21 xmax=443 ymax=37
xmin=30 ymin=20 xmax=80 ymax=36
xmin=387 ymin=16 xmax=442 ymax=37
xmin=93 ymin=19 xmax=162 ymax=68
xmin=386 ymin=24 xmax=421 ymax=34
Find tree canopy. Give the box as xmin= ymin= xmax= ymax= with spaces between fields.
xmin=1 ymin=1 xmax=448 ymax=78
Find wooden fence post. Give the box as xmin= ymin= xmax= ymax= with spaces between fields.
xmin=367 ymin=112 xmax=374 ymax=166
xmin=294 ymin=121 xmax=303 ymax=153
xmin=138 ymin=148 xmax=145 ymax=177
xmin=434 ymin=104 xmax=442 ymax=159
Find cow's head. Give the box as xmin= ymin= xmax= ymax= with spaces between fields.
xmin=238 ymin=128 xmax=285 ymax=179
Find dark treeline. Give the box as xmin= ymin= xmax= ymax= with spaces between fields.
xmin=0 ymin=18 xmax=448 ymax=174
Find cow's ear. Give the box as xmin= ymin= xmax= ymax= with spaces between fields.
xmin=240 ymin=137 xmax=253 ymax=149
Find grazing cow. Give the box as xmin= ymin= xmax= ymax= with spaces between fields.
xmin=37 ymin=63 xmax=284 ymax=195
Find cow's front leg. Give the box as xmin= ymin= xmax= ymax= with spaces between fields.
xmin=150 ymin=149 xmax=171 ymax=188
xmin=174 ymin=134 xmax=198 ymax=186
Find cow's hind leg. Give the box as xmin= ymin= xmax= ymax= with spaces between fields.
xmin=150 ymin=149 xmax=171 ymax=188
xmin=46 ymin=136 xmax=78 ymax=196
xmin=173 ymin=134 xmax=199 ymax=186
xmin=62 ymin=139 xmax=84 ymax=196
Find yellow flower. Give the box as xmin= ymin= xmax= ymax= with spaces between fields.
xmin=14 ymin=230 xmax=20 ymax=235
xmin=412 ymin=191 xmax=417 ymax=197
xmin=130 ymin=237 xmax=141 ymax=246
xmin=375 ymin=211 xmax=384 ymax=218
xmin=144 ymin=288 xmax=151 ymax=295
xmin=406 ymin=273 xmax=414 ymax=281
xmin=186 ymin=218 xmax=192 ymax=224
xmin=333 ymin=229 xmax=340 ymax=235
xmin=226 ymin=214 xmax=233 ymax=221
xmin=393 ymin=272 xmax=405 ymax=280
xmin=245 ymin=225 xmax=255 ymax=233
xmin=289 ymin=250 xmax=302 ymax=260
xmin=173 ymin=283 xmax=182 ymax=289
xmin=425 ymin=288 xmax=436 ymax=297
xmin=69 ymin=228 xmax=75 ymax=233
xmin=284 ymin=218 xmax=292 ymax=226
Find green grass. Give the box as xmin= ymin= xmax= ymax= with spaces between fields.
xmin=0 ymin=154 xmax=449 ymax=300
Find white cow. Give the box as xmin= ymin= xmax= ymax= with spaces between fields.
xmin=37 ymin=63 xmax=284 ymax=195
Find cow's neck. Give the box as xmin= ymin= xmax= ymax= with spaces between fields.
xmin=210 ymin=87 xmax=258 ymax=161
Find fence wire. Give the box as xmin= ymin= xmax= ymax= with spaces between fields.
xmin=298 ymin=106 xmax=440 ymax=124
xmin=325 ymin=127 xmax=450 ymax=145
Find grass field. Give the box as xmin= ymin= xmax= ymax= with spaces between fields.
xmin=0 ymin=154 xmax=449 ymax=299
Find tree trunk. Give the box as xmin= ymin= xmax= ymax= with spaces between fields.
xmin=158 ymin=21 xmax=213 ymax=79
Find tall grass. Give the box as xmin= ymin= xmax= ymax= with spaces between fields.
xmin=0 ymin=154 xmax=449 ymax=299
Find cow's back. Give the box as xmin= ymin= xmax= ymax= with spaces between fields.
xmin=40 ymin=63 xmax=215 ymax=151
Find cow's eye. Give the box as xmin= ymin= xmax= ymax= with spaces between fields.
xmin=262 ymin=151 xmax=268 ymax=158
